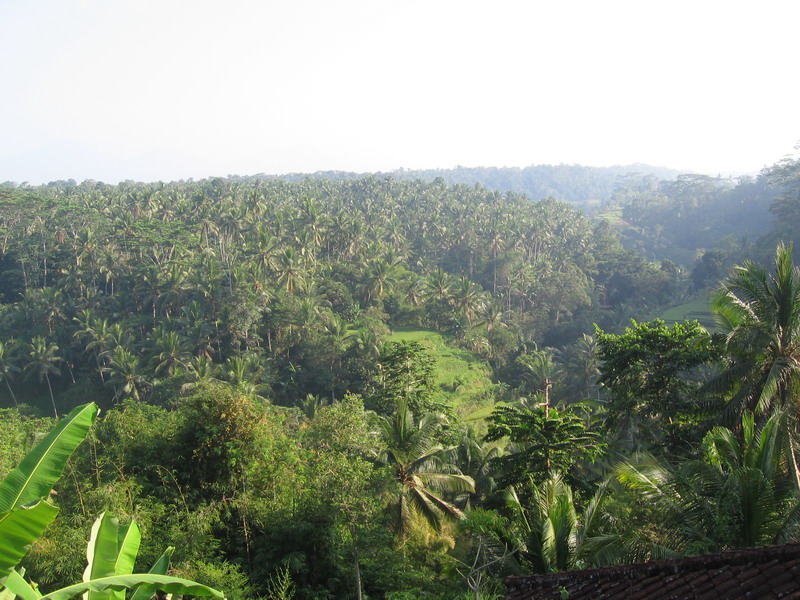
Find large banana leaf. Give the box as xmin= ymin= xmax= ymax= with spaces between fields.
xmin=0 ymin=568 xmax=25 ymax=600
xmin=0 ymin=403 xmax=98 ymax=512
xmin=83 ymin=513 xmax=141 ymax=600
xmin=42 ymin=575 xmax=225 ymax=600
xmin=4 ymin=572 xmax=225 ymax=600
xmin=0 ymin=500 xmax=59 ymax=578
xmin=128 ymin=547 xmax=173 ymax=600
xmin=2 ymin=569 xmax=39 ymax=600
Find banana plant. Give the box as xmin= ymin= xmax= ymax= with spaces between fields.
xmin=0 ymin=402 xmax=225 ymax=600
xmin=3 ymin=512 xmax=224 ymax=600
xmin=0 ymin=402 xmax=98 ymax=579
xmin=84 ymin=512 xmax=143 ymax=600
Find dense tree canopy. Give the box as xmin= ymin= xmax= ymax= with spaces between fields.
xmin=595 ymin=319 xmax=720 ymax=455
xmin=1 ymin=159 xmax=800 ymax=598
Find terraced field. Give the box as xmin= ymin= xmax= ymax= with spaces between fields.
xmin=657 ymin=294 xmax=717 ymax=330
xmin=386 ymin=328 xmax=500 ymax=422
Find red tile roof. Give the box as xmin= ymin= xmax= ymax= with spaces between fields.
xmin=504 ymin=543 xmax=800 ymax=600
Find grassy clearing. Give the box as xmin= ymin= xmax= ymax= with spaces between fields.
xmin=656 ymin=294 xmax=717 ymax=330
xmin=594 ymin=207 xmax=625 ymax=225
xmin=386 ymin=327 xmax=499 ymax=421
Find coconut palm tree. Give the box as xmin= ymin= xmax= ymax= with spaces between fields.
xmin=25 ymin=336 xmax=62 ymax=417
xmin=379 ymin=402 xmax=475 ymax=538
xmin=424 ymin=269 xmax=454 ymax=305
xmin=73 ymin=309 xmax=114 ymax=382
xmin=275 ymin=247 xmax=307 ymax=296
xmin=514 ymin=473 xmax=579 ymax=572
xmin=149 ymin=328 xmax=192 ymax=378
xmin=712 ymin=242 xmax=800 ymax=419
xmin=475 ymin=303 xmax=506 ymax=334
xmin=614 ymin=410 xmax=800 ymax=554
xmin=451 ymin=276 xmax=487 ymax=326
xmin=104 ymin=346 xmax=150 ymax=402
xmin=514 ymin=346 xmax=561 ymax=410
xmin=562 ymin=333 xmax=602 ymax=403
xmin=322 ymin=313 xmax=355 ymax=400
xmin=222 ymin=353 xmax=270 ymax=400
xmin=181 ymin=355 xmax=223 ymax=393
xmin=450 ymin=426 xmax=502 ymax=508
xmin=359 ymin=258 xmax=400 ymax=306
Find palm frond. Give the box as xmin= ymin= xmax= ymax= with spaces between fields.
xmin=418 ymin=472 xmax=475 ymax=494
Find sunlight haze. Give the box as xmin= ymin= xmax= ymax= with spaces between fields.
xmin=1 ymin=0 xmax=799 ymax=183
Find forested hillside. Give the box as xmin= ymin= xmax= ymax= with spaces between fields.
xmin=0 ymin=174 xmax=681 ymax=415
xmin=1 ymin=156 xmax=800 ymax=599
xmin=265 ymin=162 xmax=788 ymax=276
xmin=273 ymin=164 xmax=679 ymax=212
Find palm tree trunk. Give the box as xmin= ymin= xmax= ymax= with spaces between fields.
xmin=789 ymin=427 xmax=800 ymax=491
xmin=5 ymin=378 xmax=18 ymax=407
xmin=45 ymin=373 xmax=57 ymax=418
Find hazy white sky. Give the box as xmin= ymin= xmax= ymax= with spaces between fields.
xmin=1 ymin=0 xmax=799 ymax=184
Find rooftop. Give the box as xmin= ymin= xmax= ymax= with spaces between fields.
xmin=504 ymin=543 xmax=800 ymax=600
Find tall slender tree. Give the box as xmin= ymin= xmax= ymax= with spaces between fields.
xmin=0 ymin=340 xmax=20 ymax=407
xmin=25 ymin=336 xmax=62 ymax=417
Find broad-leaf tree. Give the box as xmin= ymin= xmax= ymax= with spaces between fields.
xmin=486 ymin=403 xmax=603 ymax=489
xmin=596 ymin=319 xmax=719 ymax=455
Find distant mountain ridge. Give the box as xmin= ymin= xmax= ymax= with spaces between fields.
xmin=259 ymin=164 xmax=681 ymax=209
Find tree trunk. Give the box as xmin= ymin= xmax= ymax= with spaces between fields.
xmin=349 ymin=524 xmax=363 ymax=600
xmin=5 ymin=378 xmax=18 ymax=407
xmin=45 ymin=373 xmax=57 ymax=418
xmin=789 ymin=426 xmax=800 ymax=492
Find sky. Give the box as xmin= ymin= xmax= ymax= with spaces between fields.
xmin=1 ymin=0 xmax=799 ymax=184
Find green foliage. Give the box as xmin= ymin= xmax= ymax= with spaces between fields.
xmin=0 ymin=174 xmax=687 ymax=421
xmin=129 ymin=547 xmax=174 ymax=600
xmin=613 ymin=410 xmax=800 ymax=556
xmin=385 ymin=329 xmax=497 ymax=418
xmin=515 ymin=474 xmax=579 ymax=572
xmin=5 ymin=574 xmax=224 ymax=600
xmin=595 ymin=319 xmax=720 ymax=455
xmin=0 ymin=500 xmax=59 ymax=580
xmin=368 ymin=341 xmax=438 ymax=415
xmin=510 ymin=345 xmax=559 ymax=400
xmin=380 ymin=401 xmax=475 ymax=539
xmin=0 ymin=411 xmax=52 ymax=480
xmin=0 ymin=402 xmax=224 ymax=600
xmin=0 ymin=403 xmax=96 ymax=515
xmin=448 ymin=509 xmax=515 ymax=598
xmin=263 ymin=565 xmax=295 ymax=600
xmin=83 ymin=513 xmax=141 ymax=600
xmin=0 ymin=341 xmax=21 ymax=408
xmin=302 ymin=395 xmax=384 ymax=599
xmin=766 ymin=157 xmax=800 ymax=250
xmin=657 ymin=296 xmax=716 ymax=330
xmin=485 ymin=404 xmax=603 ymax=489
xmin=170 ymin=382 xmax=270 ymax=495
xmin=24 ymin=337 xmax=62 ymax=418
xmin=170 ymin=560 xmax=253 ymax=600
xmin=610 ymin=172 xmax=773 ymax=268
xmin=0 ymin=169 xmax=797 ymax=598
xmin=711 ymin=241 xmax=800 ymax=419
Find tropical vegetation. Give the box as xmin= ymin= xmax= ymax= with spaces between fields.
xmin=0 ymin=155 xmax=800 ymax=598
